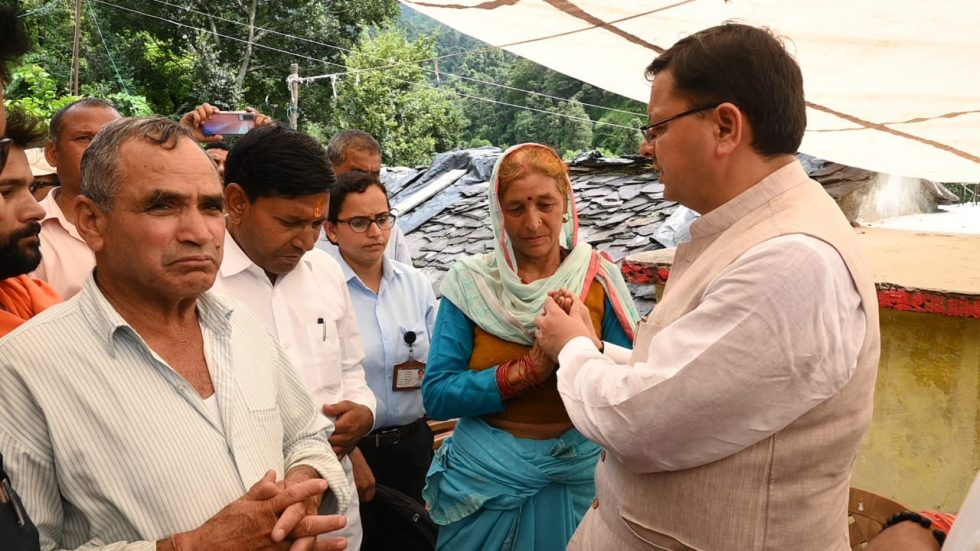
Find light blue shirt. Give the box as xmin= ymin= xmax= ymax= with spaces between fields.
xmin=328 ymin=252 xmax=436 ymax=428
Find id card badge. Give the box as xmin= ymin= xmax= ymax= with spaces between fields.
xmin=393 ymin=359 xmax=425 ymax=391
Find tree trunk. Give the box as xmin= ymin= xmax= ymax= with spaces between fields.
xmin=234 ymin=0 xmax=259 ymax=97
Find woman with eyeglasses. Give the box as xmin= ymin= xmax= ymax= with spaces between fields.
xmin=421 ymin=143 xmax=640 ymax=551
xmin=323 ymin=169 xmax=437 ymax=551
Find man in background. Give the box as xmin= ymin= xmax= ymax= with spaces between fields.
xmin=35 ymin=98 xmax=120 ymax=298
xmin=317 ymin=130 xmax=413 ymax=265
xmin=0 ymin=108 xmax=59 ymax=337
xmin=25 ymin=147 xmax=58 ymax=200
xmin=205 ymin=141 xmax=230 ymax=181
xmin=212 ymin=124 xmax=377 ymax=550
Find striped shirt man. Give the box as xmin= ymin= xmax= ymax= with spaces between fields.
xmin=0 ymin=276 xmax=350 ymax=550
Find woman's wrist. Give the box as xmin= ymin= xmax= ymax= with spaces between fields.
xmin=496 ymin=353 xmax=548 ymax=399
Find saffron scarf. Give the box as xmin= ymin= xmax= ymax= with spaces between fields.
xmin=0 ymin=275 xmax=62 ymax=337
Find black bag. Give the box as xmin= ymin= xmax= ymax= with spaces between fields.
xmin=0 ymin=453 xmax=40 ymax=551
xmin=360 ymin=484 xmax=437 ymax=551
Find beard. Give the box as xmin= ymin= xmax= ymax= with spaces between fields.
xmin=0 ymin=221 xmax=42 ymax=280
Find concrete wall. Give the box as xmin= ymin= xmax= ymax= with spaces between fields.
xmin=851 ymin=309 xmax=980 ymax=512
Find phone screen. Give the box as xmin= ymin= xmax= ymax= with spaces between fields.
xmin=202 ymin=112 xmax=257 ymax=136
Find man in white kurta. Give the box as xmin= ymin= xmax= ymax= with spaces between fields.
xmin=210 ymin=124 xmax=377 ymax=549
xmin=536 ymin=24 xmax=880 ymax=551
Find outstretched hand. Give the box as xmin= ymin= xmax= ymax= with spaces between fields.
xmin=535 ymin=296 xmax=596 ymax=358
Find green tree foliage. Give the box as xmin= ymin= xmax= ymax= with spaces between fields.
xmin=13 ymin=0 xmax=398 ymax=120
xmin=333 ymin=29 xmax=467 ymax=166
xmin=400 ymin=6 xmax=646 ymax=157
xmin=3 ymin=63 xmax=79 ymax=122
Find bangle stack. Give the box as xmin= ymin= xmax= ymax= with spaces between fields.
xmin=883 ymin=511 xmax=947 ymax=548
xmin=496 ymin=353 xmax=543 ymax=399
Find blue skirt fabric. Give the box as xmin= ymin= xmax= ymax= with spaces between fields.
xmin=423 ymin=417 xmax=600 ymax=551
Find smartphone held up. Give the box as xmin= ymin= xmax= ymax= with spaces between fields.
xmin=202 ymin=111 xmax=256 ymax=137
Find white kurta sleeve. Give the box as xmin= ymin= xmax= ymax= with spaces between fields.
xmin=557 ymin=235 xmax=866 ymax=473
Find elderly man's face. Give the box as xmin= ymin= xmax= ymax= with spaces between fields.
xmin=90 ymin=137 xmax=225 ymax=302
xmin=0 ymin=144 xmax=46 ymax=279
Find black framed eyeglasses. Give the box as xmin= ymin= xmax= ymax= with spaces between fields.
xmin=640 ymin=104 xmax=720 ymax=143
xmin=336 ymin=213 xmax=397 ymax=233
xmin=0 ymin=138 xmax=12 ymax=175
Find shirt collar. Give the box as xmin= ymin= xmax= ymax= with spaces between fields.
xmin=690 ymin=160 xmax=809 ymax=239
xmin=40 ymin=189 xmax=84 ymax=240
xmin=335 ymin=254 xmax=400 ymax=290
xmin=220 ymin=228 xmax=263 ymax=279
xmin=221 ymin=228 xmax=325 ymax=284
xmin=77 ymin=272 xmax=234 ymax=354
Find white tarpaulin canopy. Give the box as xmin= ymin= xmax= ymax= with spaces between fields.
xmin=401 ymin=0 xmax=980 ymax=183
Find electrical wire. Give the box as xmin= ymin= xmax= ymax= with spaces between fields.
xmin=136 ymin=0 xmax=644 ymax=117
xmin=88 ymin=2 xmax=129 ymax=94
xmin=91 ymin=0 xmax=642 ymax=131
xmin=91 ymin=0 xmax=348 ymax=70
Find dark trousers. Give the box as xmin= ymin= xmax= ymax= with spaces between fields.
xmin=357 ymin=419 xmax=435 ymax=550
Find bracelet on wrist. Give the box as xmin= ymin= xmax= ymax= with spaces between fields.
xmin=883 ymin=511 xmax=946 ymax=548
xmin=496 ymin=361 xmax=518 ymax=398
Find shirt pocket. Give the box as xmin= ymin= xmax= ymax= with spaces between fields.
xmin=305 ymin=314 xmax=343 ymax=393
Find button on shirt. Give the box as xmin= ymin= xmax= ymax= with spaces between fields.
xmin=328 ymin=253 xmax=436 ymax=429
xmin=211 ymin=232 xmax=376 ymax=416
xmin=33 ymin=189 xmax=95 ymax=299
xmin=0 ymin=276 xmax=350 ymax=550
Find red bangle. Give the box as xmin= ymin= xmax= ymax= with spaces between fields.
xmin=497 ymin=361 xmax=517 ymax=398
xmin=519 ymin=353 xmax=539 ymax=389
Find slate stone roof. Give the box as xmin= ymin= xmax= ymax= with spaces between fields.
xmin=383 ymin=147 xmax=931 ymax=315
xmin=384 ymin=147 xmax=677 ymax=313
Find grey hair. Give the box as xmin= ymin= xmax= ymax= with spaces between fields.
xmin=326 ymin=129 xmax=380 ymax=167
xmin=81 ymin=116 xmax=195 ymax=211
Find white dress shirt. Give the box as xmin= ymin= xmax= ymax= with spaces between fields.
xmin=212 ymin=232 xmax=376 ymax=414
xmin=33 ymin=189 xmax=95 ymax=299
xmin=557 ymin=234 xmax=867 ymax=473
xmin=211 ymin=232 xmax=377 ymax=550
xmin=0 ymin=276 xmax=350 ymax=551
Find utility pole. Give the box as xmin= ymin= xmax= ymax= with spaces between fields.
xmin=71 ymin=0 xmax=83 ymax=95
xmin=288 ymin=63 xmax=300 ymax=130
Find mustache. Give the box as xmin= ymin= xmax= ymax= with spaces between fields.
xmin=11 ymin=222 xmax=42 ymax=241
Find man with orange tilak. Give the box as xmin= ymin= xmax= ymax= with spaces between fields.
xmin=211 ymin=125 xmax=377 ymax=550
